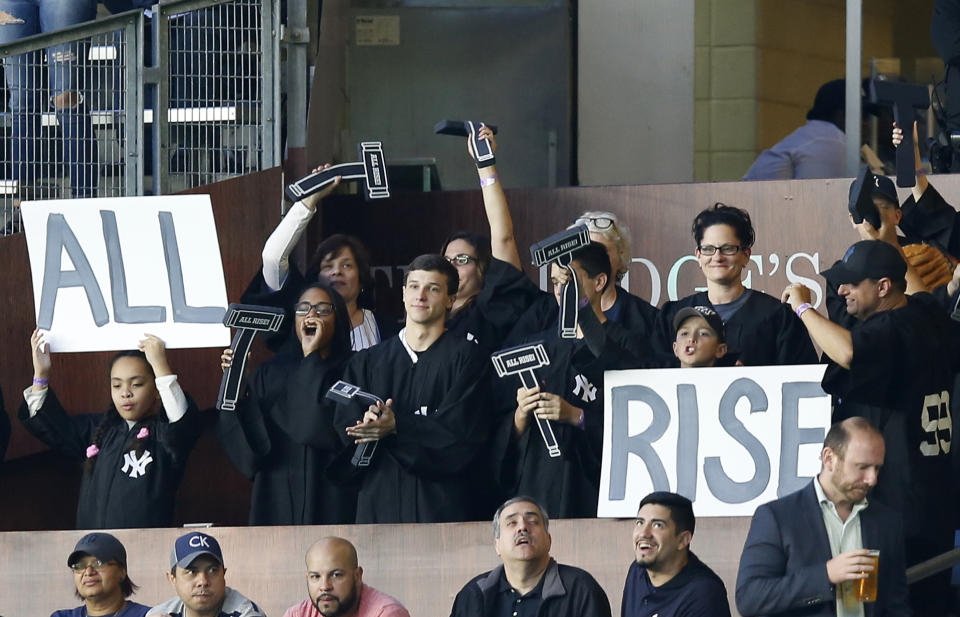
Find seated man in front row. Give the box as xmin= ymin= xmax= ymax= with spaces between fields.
xmin=623 ymin=491 xmax=730 ymax=616
xmin=333 ymin=254 xmax=492 ymax=523
xmin=449 ymin=496 xmax=611 ymax=617
xmin=736 ymin=417 xmax=909 ymax=617
xmin=284 ymin=536 xmax=409 ymax=617
xmin=148 ymin=532 xmax=264 ymax=617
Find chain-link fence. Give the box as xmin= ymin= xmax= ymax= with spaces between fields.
xmin=0 ymin=11 xmax=142 ymax=234
xmin=151 ymin=0 xmax=279 ymax=194
xmin=0 ymin=0 xmax=279 ymax=235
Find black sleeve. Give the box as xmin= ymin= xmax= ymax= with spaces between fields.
xmin=156 ymin=395 xmax=202 ymax=465
xmin=18 ymin=389 xmax=100 ymax=459
xmin=216 ymin=370 xmax=274 ymax=480
xmin=472 ymin=259 xmax=543 ymax=348
xmin=564 ymin=569 xmax=612 ymax=617
xmin=900 ymin=183 xmax=960 ymax=257
xmin=771 ymin=304 xmax=820 ymax=365
xmin=504 ymin=291 xmax=557 ymax=346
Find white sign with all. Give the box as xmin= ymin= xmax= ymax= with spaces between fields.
xmin=21 ymin=195 xmax=230 ymax=352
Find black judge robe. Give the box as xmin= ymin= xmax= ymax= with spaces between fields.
xmin=216 ymin=350 xmax=357 ymax=525
xmin=331 ymin=330 xmax=492 ymax=523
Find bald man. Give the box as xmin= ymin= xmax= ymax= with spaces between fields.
xmin=283 ymin=537 xmax=410 ymax=617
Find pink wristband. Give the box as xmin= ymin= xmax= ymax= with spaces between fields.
xmin=795 ymin=302 xmax=813 ymax=318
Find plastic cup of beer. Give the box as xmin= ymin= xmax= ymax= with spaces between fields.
xmin=854 ymin=550 xmax=880 ymax=602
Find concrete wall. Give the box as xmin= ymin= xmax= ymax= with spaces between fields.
xmin=578 ymin=0 xmax=695 ymax=186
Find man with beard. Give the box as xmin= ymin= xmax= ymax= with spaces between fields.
xmin=449 ymin=496 xmax=611 ymax=617
xmin=283 ymin=537 xmax=409 ymax=617
xmin=55 ymin=532 xmax=149 ymax=617
xmin=621 ymin=492 xmax=729 ymax=616
xmin=736 ymin=418 xmax=910 ymax=617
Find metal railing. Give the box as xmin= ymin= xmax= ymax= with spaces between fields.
xmin=0 ymin=0 xmax=279 ymax=235
xmin=0 ymin=11 xmax=142 ymax=233
xmin=150 ymin=0 xmax=280 ymax=194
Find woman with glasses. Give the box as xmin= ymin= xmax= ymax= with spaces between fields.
xmin=441 ymin=126 xmax=539 ymax=351
xmin=505 ymin=211 xmax=659 ymax=350
xmin=217 ymin=280 xmax=357 ymax=525
xmin=243 ymin=166 xmax=395 ymax=353
xmin=654 ymin=203 xmax=817 ymax=366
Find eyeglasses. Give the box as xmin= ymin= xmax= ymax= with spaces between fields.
xmin=575 ymin=216 xmax=616 ymax=230
xmin=294 ymin=301 xmax=335 ymax=316
xmin=697 ymin=244 xmax=742 ymax=256
xmin=70 ymin=559 xmax=113 ymax=572
xmin=446 ymin=254 xmax=478 ymax=266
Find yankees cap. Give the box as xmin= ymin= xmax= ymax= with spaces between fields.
xmin=170 ymin=531 xmax=224 ymax=569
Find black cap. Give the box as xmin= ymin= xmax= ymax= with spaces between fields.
xmin=821 ymin=240 xmax=906 ymax=285
xmin=68 ymin=533 xmax=127 ymax=568
xmin=673 ymin=306 xmax=726 ymax=343
xmin=849 ymin=168 xmax=898 ymax=208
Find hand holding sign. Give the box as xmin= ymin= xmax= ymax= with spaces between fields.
xmin=300 ymin=164 xmax=342 ymax=212
xmin=346 ymin=399 xmax=397 ymax=443
xmin=435 ymin=120 xmax=499 ymax=168
xmin=138 ymin=334 xmax=172 ymax=377
xmin=217 ymin=304 xmax=285 ymax=411
xmin=530 ymin=225 xmax=591 ymax=339
xmin=326 ymin=380 xmax=384 ymax=468
xmin=30 ymin=328 xmax=51 ymax=383
xmin=493 ymin=342 xmax=561 ymax=457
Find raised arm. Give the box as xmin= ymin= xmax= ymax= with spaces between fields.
xmin=892 ymin=121 xmax=928 ymax=202
xmin=471 ymin=127 xmax=522 ymax=269
xmin=261 ymin=166 xmax=342 ymax=290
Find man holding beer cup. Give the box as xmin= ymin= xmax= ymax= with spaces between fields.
xmin=735 ymin=418 xmax=910 ymax=617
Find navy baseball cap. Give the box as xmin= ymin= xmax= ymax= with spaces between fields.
xmin=673 ymin=306 xmax=726 ymax=343
xmin=821 ymin=240 xmax=907 ymax=285
xmin=68 ymin=532 xmax=127 ymax=567
xmin=170 ymin=532 xmax=224 ymax=569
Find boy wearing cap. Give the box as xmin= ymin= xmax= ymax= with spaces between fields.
xmin=148 ymin=532 xmax=264 ymax=617
xmin=782 ymin=238 xmax=956 ymax=615
xmin=57 ymin=532 xmax=149 ymax=617
xmin=672 ymin=306 xmax=727 ymax=368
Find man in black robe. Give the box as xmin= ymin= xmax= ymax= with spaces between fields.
xmin=333 ymin=254 xmax=492 ymax=523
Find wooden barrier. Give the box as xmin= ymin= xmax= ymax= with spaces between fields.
xmin=0 ymin=517 xmax=752 ymax=617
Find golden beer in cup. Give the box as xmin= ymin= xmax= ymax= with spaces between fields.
xmin=854 ymin=550 xmax=880 ymax=602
